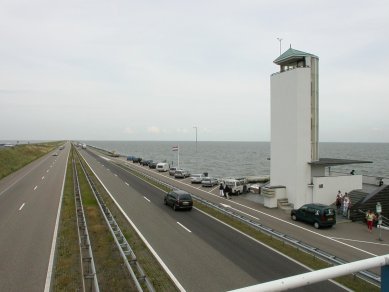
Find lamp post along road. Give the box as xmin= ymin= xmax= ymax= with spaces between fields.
xmin=193 ymin=126 xmax=198 ymax=152
xmin=377 ymin=202 xmax=383 ymax=241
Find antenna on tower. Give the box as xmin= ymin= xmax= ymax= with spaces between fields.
xmin=277 ymin=37 xmax=283 ymax=56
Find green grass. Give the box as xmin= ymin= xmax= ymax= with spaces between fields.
xmin=0 ymin=141 xmax=63 ymax=179
xmin=52 ymin=150 xmax=83 ymax=291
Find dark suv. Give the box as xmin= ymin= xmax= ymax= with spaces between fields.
xmin=164 ymin=190 xmax=193 ymax=211
xmin=291 ymin=203 xmax=336 ymax=229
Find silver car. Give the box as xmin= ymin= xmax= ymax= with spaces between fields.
xmin=169 ymin=167 xmax=179 ymax=176
xmin=175 ymin=169 xmax=190 ymax=178
xmin=190 ymin=174 xmax=206 ymax=184
xmin=201 ymin=177 xmax=219 ymax=187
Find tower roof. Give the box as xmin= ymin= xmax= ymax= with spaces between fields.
xmin=273 ymin=47 xmax=318 ymax=65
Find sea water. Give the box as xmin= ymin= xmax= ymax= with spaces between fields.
xmin=84 ymin=141 xmax=389 ymax=179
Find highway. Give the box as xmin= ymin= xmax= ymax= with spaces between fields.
xmin=0 ymin=143 xmax=69 ymax=291
xmin=112 ymin=153 xmax=389 ymax=264
xmin=80 ymin=148 xmax=346 ymax=291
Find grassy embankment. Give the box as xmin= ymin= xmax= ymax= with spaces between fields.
xmin=0 ymin=142 xmax=63 ymax=179
xmin=118 ymin=163 xmax=379 ymax=292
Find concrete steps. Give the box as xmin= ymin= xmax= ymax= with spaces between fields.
xmin=278 ymin=198 xmax=294 ymax=213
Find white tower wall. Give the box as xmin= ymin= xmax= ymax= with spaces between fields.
xmin=270 ymin=68 xmax=313 ymax=208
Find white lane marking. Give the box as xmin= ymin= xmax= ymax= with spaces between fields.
xmin=330 ymin=237 xmax=389 ymax=246
xmin=143 ymin=196 xmax=151 ymax=203
xmin=114 ymin=174 xmax=118 ymax=177
xmin=34 ymin=186 xmax=38 ymax=191
xmin=210 ymin=185 xmax=219 ymax=192
xmin=0 ymin=153 xmax=52 ymax=198
xmin=47 ymin=169 xmax=50 ymax=173
xmin=100 ymin=156 xmax=111 ymax=161
xmin=19 ymin=203 xmax=25 ymax=211
xmin=125 ymin=182 xmax=129 ymax=186
xmin=42 ymin=176 xmax=45 ymax=180
xmin=220 ymin=203 xmax=231 ymax=208
xmin=177 ymin=222 xmax=192 ymax=233
xmin=45 ymin=149 xmax=70 ymax=292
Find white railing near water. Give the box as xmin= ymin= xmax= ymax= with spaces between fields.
xmin=229 ymin=255 xmax=389 ymax=292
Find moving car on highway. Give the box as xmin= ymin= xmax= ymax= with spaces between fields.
xmin=164 ymin=190 xmax=193 ymax=211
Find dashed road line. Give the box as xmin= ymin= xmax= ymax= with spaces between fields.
xmin=143 ymin=196 xmax=151 ymax=203
xmin=33 ymin=186 xmax=38 ymax=191
xmin=19 ymin=203 xmax=25 ymax=211
xmin=177 ymin=222 xmax=192 ymax=233
xmin=125 ymin=182 xmax=129 ymax=186
xmin=42 ymin=176 xmax=45 ymax=180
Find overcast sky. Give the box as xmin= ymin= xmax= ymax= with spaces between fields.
xmin=1 ymin=1 xmax=388 ymax=142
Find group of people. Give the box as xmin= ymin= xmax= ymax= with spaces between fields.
xmin=335 ymin=190 xmax=351 ymax=217
xmin=336 ymin=191 xmax=380 ymax=232
xmin=219 ymin=183 xmax=232 ymax=199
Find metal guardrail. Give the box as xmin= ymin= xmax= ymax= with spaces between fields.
xmin=118 ymin=161 xmax=381 ymax=287
xmin=76 ymin=152 xmax=155 ymax=292
xmin=72 ymin=158 xmax=100 ymax=292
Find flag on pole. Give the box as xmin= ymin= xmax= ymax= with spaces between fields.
xmin=172 ymin=145 xmax=179 ymax=151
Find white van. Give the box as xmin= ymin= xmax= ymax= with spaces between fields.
xmin=156 ymin=162 xmax=169 ymax=172
xmin=223 ymin=178 xmax=247 ymax=195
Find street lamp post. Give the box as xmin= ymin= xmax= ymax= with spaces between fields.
xmin=193 ymin=126 xmax=198 ymax=152
xmin=376 ymin=202 xmax=383 ymax=241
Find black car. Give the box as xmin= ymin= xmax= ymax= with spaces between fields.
xmin=164 ymin=190 xmax=193 ymax=211
xmin=141 ymin=159 xmax=152 ymax=166
xmin=132 ymin=157 xmax=142 ymax=163
xmin=291 ymin=203 xmax=336 ymax=229
xmin=149 ymin=161 xmax=158 ymax=169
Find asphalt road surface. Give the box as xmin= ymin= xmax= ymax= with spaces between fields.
xmin=80 ymin=148 xmax=347 ymax=291
xmin=0 ymin=144 xmax=69 ymax=291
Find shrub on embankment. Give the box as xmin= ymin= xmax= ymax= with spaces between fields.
xmin=0 ymin=142 xmax=63 ymax=179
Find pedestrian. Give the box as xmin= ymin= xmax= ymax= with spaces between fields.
xmin=366 ymin=210 xmax=376 ymax=232
xmin=224 ymin=185 xmax=231 ymax=200
xmin=343 ymin=193 xmax=350 ymax=217
xmin=336 ymin=191 xmax=342 ymax=214
xmin=219 ymin=183 xmax=224 ymax=197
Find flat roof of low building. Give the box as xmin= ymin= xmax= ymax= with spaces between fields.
xmin=309 ymin=158 xmax=372 ymax=167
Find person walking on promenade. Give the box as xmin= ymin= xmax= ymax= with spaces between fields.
xmin=219 ymin=183 xmax=224 ymax=197
xmin=336 ymin=191 xmax=341 ymax=213
xmin=343 ymin=193 xmax=351 ymax=217
xmin=366 ymin=210 xmax=376 ymax=232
